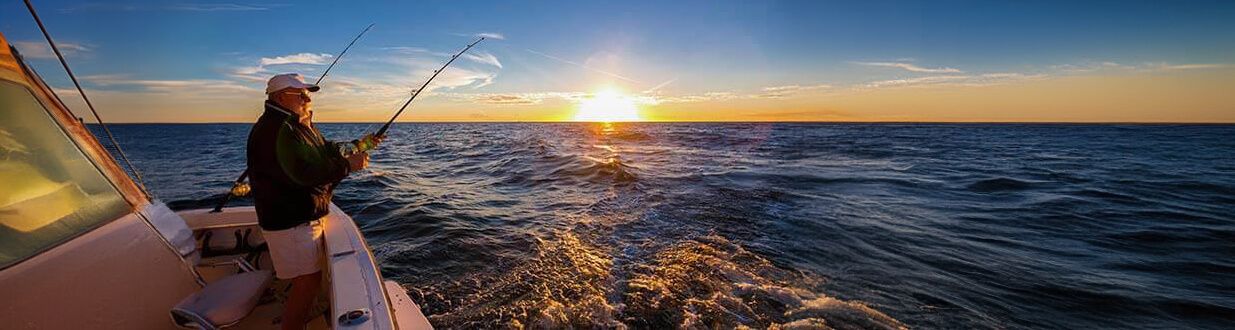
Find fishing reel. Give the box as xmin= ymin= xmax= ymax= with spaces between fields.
xmin=339 ymin=133 xmax=383 ymax=157
xmin=229 ymin=181 xmax=251 ymax=197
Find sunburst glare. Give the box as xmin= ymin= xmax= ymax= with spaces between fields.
xmin=572 ymin=88 xmax=642 ymax=122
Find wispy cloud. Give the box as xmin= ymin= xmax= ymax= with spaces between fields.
xmin=853 ymin=61 xmax=963 ymax=73
xmin=473 ymin=94 xmax=542 ymax=105
xmin=383 ymin=46 xmax=455 ymax=59
xmin=758 ymin=84 xmax=832 ymax=98
xmin=476 ymin=33 xmax=506 ymax=40
xmin=862 ymin=75 xmax=972 ymax=88
xmin=463 ymin=51 xmax=503 ymax=68
xmin=657 ymin=72 xmax=1052 ymax=103
xmin=49 ymin=80 xmax=261 ymax=123
xmin=526 ymin=48 xmax=640 ymax=83
xmin=658 ymin=84 xmax=833 ymax=103
xmin=259 ymin=53 xmax=333 ymax=66
xmin=361 ymin=53 xmax=502 ymax=94
xmin=434 ymin=68 xmax=498 ymax=90
xmin=977 ymin=73 xmax=1044 ymax=80
xmin=167 ymin=3 xmax=280 ymax=11
xmin=643 ymin=78 xmax=677 ymax=94
xmin=1145 ymin=63 xmax=1234 ymax=71
xmin=658 ymin=92 xmax=738 ymax=103
xmin=1051 ymin=61 xmax=1128 ymax=73
xmin=449 ymin=32 xmax=507 ymax=41
xmin=11 ymin=40 xmax=93 ymax=59
xmin=859 ymin=72 xmax=1049 ymax=89
xmin=61 ymin=2 xmax=284 ymax=13
xmin=226 ymin=52 xmax=334 ymax=82
xmin=658 ymin=74 xmax=1048 ymax=104
xmin=1100 ymin=61 xmax=1131 ymax=69
xmin=383 ymin=46 xmax=431 ymax=53
xmin=83 ymin=74 xmax=258 ymax=94
xmin=1051 ymin=61 xmax=1235 ymax=74
xmin=967 ymin=73 xmax=1048 ymax=86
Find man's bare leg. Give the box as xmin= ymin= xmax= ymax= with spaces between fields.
xmin=282 ymin=271 xmax=322 ymax=330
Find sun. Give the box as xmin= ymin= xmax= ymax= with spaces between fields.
xmin=573 ymin=88 xmax=642 ymax=122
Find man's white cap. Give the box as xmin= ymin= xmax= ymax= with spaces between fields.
xmin=265 ymin=73 xmax=320 ymax=95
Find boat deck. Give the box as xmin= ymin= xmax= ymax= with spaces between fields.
xmin=178 ymin=205 xmax=429 ymax=329
xmin=194 ymin=256 xmax=329 ymax=329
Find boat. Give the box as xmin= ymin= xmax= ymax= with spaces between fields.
xmin=0 ymin=31 xmax=433 ymax=329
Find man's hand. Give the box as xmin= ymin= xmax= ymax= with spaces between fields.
xmin=346 ymin=151 xmax=369 ymax=172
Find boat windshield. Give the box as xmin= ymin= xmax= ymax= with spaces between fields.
xmin=0 ymin=80 xmax=130 ymax=268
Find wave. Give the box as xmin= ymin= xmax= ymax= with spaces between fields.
xmin=542 ymin=154 xmax=638 ymax=184
xmin=967 ymin=177 xmax=1035 ymax=192
xmin=609 ymin=131 xmax=652 ymax=141
xmin=1073 ymin=188 xmax=1143 ymax=204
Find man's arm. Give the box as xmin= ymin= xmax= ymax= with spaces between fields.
xmin=274 ymin=123 xmax=351 ymax=187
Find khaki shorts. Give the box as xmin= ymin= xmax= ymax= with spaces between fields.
xmin=261 ymin=219 xmax=324 ymax=279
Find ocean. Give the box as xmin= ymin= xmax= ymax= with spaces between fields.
xmin=100 ymin=123 xmax=1235 ymax=329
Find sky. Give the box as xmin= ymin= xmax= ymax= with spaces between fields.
xmin=2 ymin=0 xmax=1234 ymax=123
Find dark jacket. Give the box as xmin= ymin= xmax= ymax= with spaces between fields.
xmin=247 ymin=101 xmax=350 ymax=231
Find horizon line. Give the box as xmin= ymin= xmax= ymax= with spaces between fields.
xmin=89 ymin=120 xmax=1235 ymax=125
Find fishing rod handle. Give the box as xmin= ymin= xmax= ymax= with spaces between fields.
xmin=339 ymin=133 xmax=383 ymax=157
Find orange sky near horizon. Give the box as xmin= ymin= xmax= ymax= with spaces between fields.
xmin=53 ymin=68 xmax=1235 ymax=124
xmin=638 ymin=70 xmax=1235 ymax=123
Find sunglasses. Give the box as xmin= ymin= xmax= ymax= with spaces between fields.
xmin=282 ymin=91 xmax=311 ymax=101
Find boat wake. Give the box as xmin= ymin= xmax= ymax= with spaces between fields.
xmin=412 ymin=232 xmax=904 ymax=329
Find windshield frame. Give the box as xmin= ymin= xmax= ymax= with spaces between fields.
xmin=3 ymin=41 xmax=147 ymax=206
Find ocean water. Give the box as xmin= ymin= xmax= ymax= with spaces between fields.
xmin=100 ymin=123 xmax=1235 ymax=329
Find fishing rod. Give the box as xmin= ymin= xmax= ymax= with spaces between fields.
xmin=212 ymin=36 xmax=486 ymax=212
xmin=315 ymin=23 xmax=374 ymax=86
xmin=346 ymin=36 xmax=486 ymax=154
xmin=211 ymin=24 xmax=373 ymax=212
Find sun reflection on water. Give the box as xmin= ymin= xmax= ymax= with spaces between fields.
xmin=581 ymin=122 xmax=637 ymax=183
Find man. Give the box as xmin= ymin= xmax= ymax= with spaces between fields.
xmin=247 ymin=73 xmax=375 ymax=329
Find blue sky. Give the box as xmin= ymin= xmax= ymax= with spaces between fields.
xmin=3 ymin=0 xmax=1234 ymax=122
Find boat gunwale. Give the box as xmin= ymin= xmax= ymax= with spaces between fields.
xmin=177 ymin=204 xmax=406 ymax=329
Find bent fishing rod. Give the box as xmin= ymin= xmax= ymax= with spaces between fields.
xmin=362 ymin=36 xmax=486 ymax=149
xmin=212 ymin=36 xmax=486 ymax=212
xmin=211 ymin=24 xmax=374 ymax=212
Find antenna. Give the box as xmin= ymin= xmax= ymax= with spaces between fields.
xmin=23 ymin=0 xmax=152 ymax=198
